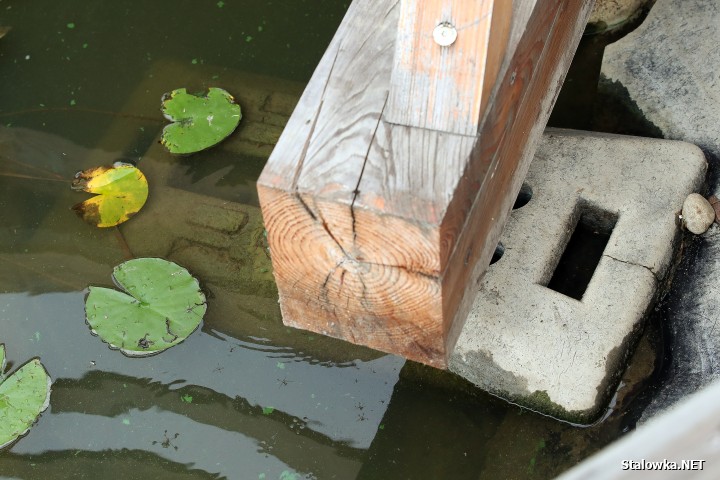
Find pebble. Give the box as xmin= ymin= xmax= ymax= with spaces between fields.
xmin=589 ymin=0 xmax=649 ymax=30
xmin=682 ymin=193 xmax=715 ymax=234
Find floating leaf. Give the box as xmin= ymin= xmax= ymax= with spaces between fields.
xmin=71 ymin=162 xmax=148 ymax=227
xmin=85 ymin=258 xmax=207 ymax=356
xmin=160 ymin=87 xmax=241 ymax=154
xmin=0 ymin=344 xmax=52 ymax=450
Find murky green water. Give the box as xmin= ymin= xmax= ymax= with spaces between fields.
xmin=0 ymin=2 xmax=656 ymax=479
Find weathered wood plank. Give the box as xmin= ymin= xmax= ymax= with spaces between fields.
xmin=295 ymin=0 xmax=398 ymax=198
xmin=385 ymin=0 xmax=512 ymax=135
xmin=289 ymin=0 xmax=399 ymax=261
xmin=256 ymin=0 xmax=363 ymax=191
xmin=258 ymin=0 xmax=593 ymax=367
xmin=444 ymin=0 xmax=596 ymax=348
xmin=355 ymin=122 xmax=473 ymax=266
xmin=258 ymin=185 xmax=446 ymax=363
xmin=258 ymin=0 xmax=451 ymax=365
xmin=354 ymin=0 xmax=595 ymax=349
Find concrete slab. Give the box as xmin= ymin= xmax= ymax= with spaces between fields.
xmin=602 ymin=0 xmax=720 ymax=163
xmin=601 ymin=0 xmax=720 ymax=422
xmin=450 ymin=129 xmax=706 ymax=423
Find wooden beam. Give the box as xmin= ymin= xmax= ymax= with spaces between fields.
xmin=258 ymin=0 xmax=593 ymax=368
xmin=385 ymin=0 xmax=512 ymax=135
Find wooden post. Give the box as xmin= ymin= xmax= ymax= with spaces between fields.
xmin=386 ymin=0 xmax=512 ymax=135
xmin=258 ymin=0 xmax=594 ymax=368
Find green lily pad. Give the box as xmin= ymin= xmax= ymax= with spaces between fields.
xmin=0 ymin=344 xmax=52 ymax=451
xmin=85 ymin=258 xmax=207 ymax=356
xmin=71 ymin=162 xmax=149 ymax=228
xmin=160 ymin=87 xmax=242 ymax=154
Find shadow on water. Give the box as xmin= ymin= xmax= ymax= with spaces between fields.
xmin=0 ymin=1 xmax=675 ymax=478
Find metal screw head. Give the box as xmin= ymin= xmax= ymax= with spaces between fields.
xmin=433 ymin=22 xmax=457 ymax=47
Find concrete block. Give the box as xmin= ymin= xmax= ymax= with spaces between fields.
xmin=450 ymin=129 xmax=706 ymax=423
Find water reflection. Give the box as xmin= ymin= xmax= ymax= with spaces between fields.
xmin=1 ymin=449 xmax=222 ymax=480
xmin=0 ymin=291 xmax=403 ymax=445
xmin=0 ymin=109 xmax=638 ymax=480
xmin=0 ymin=0 xmax=654 ymax=476
xmin=36 ymin=373 xmax=366 ymax=477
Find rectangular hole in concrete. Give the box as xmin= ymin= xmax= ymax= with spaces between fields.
xmin=546 ymin=206 xmax=618 ymax=300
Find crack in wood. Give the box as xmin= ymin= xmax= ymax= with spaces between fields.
xmin=295 ymin=194 xmax=318 ymax=222
xmin=357 ymin=271 xmax=372 ymax=313
xmin=321 ymin=270 xmax=333 ymax=290
xmin=291 ymin=45 xmax=342 ymax=190
xmin=339 ymin=269 xmax=346 ymax=290
xmin=351 ymin=93 xmax=390 ymax=245
xmin=292 ymin=99 xmax=324 ymax=191
xmin=366 ymin=260 xmax=438 ymax=280
xmin=313 ymin=201 xmax=352 ymax=260
xmin=385 ymin=0 xmax=400 ymax=21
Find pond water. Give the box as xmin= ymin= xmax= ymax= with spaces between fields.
xmin=0 ymin=1 xmax=660 ymax=479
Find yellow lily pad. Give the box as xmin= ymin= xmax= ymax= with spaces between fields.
xmin=71 ymin=162 xmax=148 ymax=228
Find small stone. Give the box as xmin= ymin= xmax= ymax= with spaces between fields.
xmin=589 ymin=0 xmax=649 ymax=30
xmin=682 ymin=193 xmax=715 ymax=234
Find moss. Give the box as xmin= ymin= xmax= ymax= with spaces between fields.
xmin=401 ymin=361 xmax=485 ymax=396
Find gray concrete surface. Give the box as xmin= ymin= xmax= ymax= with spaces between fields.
xmin=602 ymin=0 xmax=720 ymax=162
xmin=450 ymin=129 xmax=706 ymax=423
xmin=602 ymin=0 xmax=720 ymax=423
